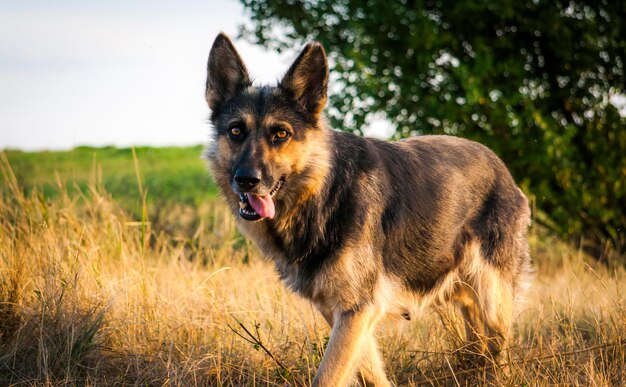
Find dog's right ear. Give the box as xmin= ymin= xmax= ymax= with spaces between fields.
xmin=280 ymin=42 xmax=328 ymax=119
xmin=206 ymin=33 xmax=250 ymax=112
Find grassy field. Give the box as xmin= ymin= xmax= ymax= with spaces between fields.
xmin=2 ymin=146 xmax=220 ymax=244
xmin=2 ymin=145 xmax=218 ymax=209
xmin=1 ymin=147 xmax=625 ymax=385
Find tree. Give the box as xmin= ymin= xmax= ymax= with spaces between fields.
xmin=239 ymin=0 xmax=626 ymax=263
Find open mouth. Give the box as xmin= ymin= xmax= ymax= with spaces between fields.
xmin=238 ymin=176 xmax=285 ymax=221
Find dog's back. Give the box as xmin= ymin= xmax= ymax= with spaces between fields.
xmin=372 ymin=134 xmax=530 ymax=291
xmin=310 ymin=130 xmax=531 ymax=304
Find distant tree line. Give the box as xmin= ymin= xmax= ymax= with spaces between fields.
xmin=239 ymin=0 xmax=626 ymax=263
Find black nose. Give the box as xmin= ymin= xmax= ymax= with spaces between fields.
xmin=234 ymin=168 xmax=261 ymax=191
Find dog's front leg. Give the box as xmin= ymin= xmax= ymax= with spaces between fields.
xmin=313 ymin=305 xmax=383 ymax=387
xmin=356 ymin=335 xmax=392 ymax=387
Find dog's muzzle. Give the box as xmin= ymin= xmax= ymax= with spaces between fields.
xmin=237 ymin=176 xmax=285 ymax=221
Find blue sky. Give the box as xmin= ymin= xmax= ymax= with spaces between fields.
xmin=0 ymin=0 xmax=294 ymax=150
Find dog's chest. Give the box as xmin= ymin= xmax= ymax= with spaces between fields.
xmin=238 ymin=213 xmax=376 ymax=312
xmin=273 ymin=259 xmax=311 ymax=295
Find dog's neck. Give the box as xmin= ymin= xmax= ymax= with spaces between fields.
xmin=269 ymin=122 xmax=333 ymax=246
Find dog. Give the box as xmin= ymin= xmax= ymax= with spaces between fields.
xmin=205 ymin=33 xmax=531 ymax=386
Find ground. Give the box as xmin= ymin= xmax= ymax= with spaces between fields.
xmin=0 ymin=147 xmax=624 ymax=385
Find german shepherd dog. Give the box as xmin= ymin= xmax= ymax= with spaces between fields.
xmin=205 ymin=33 xmax=531 ymax=386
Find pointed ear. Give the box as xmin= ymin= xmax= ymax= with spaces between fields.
xmin=206 ymin=33 xmax=250 ymax=112
xmin=280 ymin=42 xmax=328 ymax=118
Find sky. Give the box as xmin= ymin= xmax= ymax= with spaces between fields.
xmin=2 ymin=1 xmax=622 ymax=151
xmin=0 ymin=0 xmax=296 ymax=151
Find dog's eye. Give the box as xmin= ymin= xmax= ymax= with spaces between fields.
xmin=228 ymin=127 xmax=244 ymax=139
xmin=273 ymin=130 xmax=290 ymax=142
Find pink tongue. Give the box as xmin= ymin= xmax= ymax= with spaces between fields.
xmin=247 ymin=194 xmax=275 ymax=219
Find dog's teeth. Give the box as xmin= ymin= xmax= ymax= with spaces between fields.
xmin=239 ymin=202 xmax=246 ymax=209
xmin=240 ymin=207 xmax=257 ymax=217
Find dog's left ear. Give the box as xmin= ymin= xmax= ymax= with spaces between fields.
xmin=280 ymin=42 xmax=328 ymax=118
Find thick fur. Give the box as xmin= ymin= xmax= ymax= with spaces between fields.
xmin=205 ymin=33 xmax=532 ymax=386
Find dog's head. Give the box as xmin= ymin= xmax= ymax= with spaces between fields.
xmin=205 ymin=33 xmax=330 ymax=222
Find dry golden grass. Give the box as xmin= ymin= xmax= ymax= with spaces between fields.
xmin=1 ymin=153 xmax=625 ymax=386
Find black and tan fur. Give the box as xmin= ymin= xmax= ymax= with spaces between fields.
xmin=205 ymin=33 xmax=532 ymax=386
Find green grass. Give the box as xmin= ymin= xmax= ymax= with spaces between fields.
xmin=3 ymin=145 xmax=218 ymax=200
xmin=2 ymin=145 xmax=219 ymax=227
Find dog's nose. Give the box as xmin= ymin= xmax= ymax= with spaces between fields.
xmin=234 ymin=168 xmax=262 ymax=191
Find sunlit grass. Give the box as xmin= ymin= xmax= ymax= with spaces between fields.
xmin=0 ymin=150 xmax=624 ymax=385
